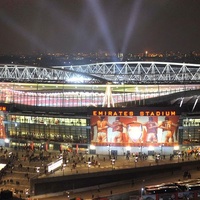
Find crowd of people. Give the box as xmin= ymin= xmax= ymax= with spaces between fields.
xmin=0 ymin=144 xmax=198 ymax=199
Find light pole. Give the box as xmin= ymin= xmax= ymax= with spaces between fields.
xmin=111 ymin=158 xmax=115 ymax=170
xmin=135 ymin=156 xmax=138 ymax=168
xmin=140 ymin=187 xmax=144 ymax=199
xmin=141 ymin=179 xmax=145 ymax=199
xmin=108 ymin=144 xmax=111 ymax=157
xmin=160 ymin=144 xmax=164 ymax=158
xmin=63 ymin=164 xmax=66 ymax=176
xmin=87 ymin=162 xmax=91 ymax=173
xmin=140 ymin=141 xmax=143 ymax=155
xmin=178 ymin=152 xmax=181 ymax=163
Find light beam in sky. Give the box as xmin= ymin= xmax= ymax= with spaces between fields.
xmin=0 ymin=10 xmax=49 ymax=53
xmin=86 ymin=0 xmax=116 ymax=59
xmin=121 ymin=0 xmax=143 ymax=54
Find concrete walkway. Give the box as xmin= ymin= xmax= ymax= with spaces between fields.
xmin=32 ymin=163 xmax=200 ymax=200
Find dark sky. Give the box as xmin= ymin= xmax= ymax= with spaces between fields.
xmin=0 ymin=0 xmax=200 ymax=54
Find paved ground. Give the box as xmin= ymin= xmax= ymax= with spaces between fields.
xmin=33 ymin=167 xmax=200 ymax=200
xmin=0 ymin=148 xmax=199 ymax=200
xmin=32 ymin=153 xmax=200 ymax=200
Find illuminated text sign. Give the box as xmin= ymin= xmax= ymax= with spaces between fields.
xmin=92 ymin=110 xmax=176 ymax=116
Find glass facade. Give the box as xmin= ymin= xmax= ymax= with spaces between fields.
xmin=182 ymin=118 xmax=200 ymax=145
xmin=1 ymin=112 xmax=199 ymax=153
xmin=4 ymin=114 xmax=90 ymax=150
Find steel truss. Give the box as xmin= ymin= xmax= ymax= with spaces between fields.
xmin=0 ymin=62 xmax=200 ymax=84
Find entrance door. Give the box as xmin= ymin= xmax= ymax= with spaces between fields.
xmin=111 ymin=150 xmax=117 ymax=157
xmin=148 ymin=150 xmax=155 ymax=156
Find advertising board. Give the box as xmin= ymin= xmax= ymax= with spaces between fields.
xmin=91 ymin=115 xmax=179 ymax=146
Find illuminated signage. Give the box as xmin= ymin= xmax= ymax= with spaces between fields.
xmin=93 ymin=111 xmax=134 ymax=116
xmin=92 ymin=110 xmax=177 ymax=116
xmin=47 ymin=157 xmax=63 ymax=173
xmin=0 ymin=107 xmax=6 ymax=111
xmin=90 ymin=115 xmax=180 ymax=147
xmin=140 ymin=111 xmax=176 ymax=116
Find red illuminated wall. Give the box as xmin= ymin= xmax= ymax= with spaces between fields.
xmin=0 ymin=111 xmax=6 ymax=139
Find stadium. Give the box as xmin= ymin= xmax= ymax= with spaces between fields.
xmin=0 ymin=61 xmax=200 ymax=156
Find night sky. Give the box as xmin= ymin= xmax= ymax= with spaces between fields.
xmin=0 ymin=0 xmax=200 ymax=54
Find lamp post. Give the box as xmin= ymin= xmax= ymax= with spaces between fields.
xmin=178 ymin=152 xmax=181 ymax=163
xmin=141 ymin=179 xmax=145 ymax=199
xmin=140 ymin=143 xmax=143 ymax=156
xmin=160 ymin=144 xmax=164 ymax=158
xmin=111 ymin=158 xmax=115 ymax=170
xmin=135 ymin=156 xmax=138 ymax=168
xmin=108 ymin=144 xmax=111 ymax=157
xmin=141 ymin=187 xmax=144 ymax=199
xmin=63 ymin=164 xmax=66 ymax=176
xmin=87 ymin=162 xmax=91 ymax=173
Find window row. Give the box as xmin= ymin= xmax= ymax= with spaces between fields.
xmin=0 ymin=90 xmax=176 ymax=107
xmin=7 ymin=123 xmax=89 ymax=144
xmin=9 ymin=115 xmax=87 ymax=126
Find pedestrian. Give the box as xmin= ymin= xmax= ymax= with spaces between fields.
xmin=110 ymin=190 xmax=112 ymax=195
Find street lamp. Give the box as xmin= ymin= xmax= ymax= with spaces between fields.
xmin=160 ymin=144 xmax=162 ymax=154
xmin=178 ymin=152 xmax=181 ymax=163
xmin=111 ymin=158 xmax=115 ymax=170
xmin=160 ymin=144 xmax=164 ymax=158
xmin=140 ymin=141 xmax=143 ymax=155
xmin=141 ymin=179 xmax=145 ymax=198
xmin=63 ymin=164 xmax=66 ymax=176
xmin=108 ymin=144 xmax=111 ymax=157
xmin=87 ymin=162 xmax=91 ymax=173
xmin=135 ymin=156 xmax=138 ymax=168
xmin=141 ymin=187 xmax=144 ymax=199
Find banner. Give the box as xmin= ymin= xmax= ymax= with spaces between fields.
xmin=90 ymin=115 xmax=179 ymax=146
